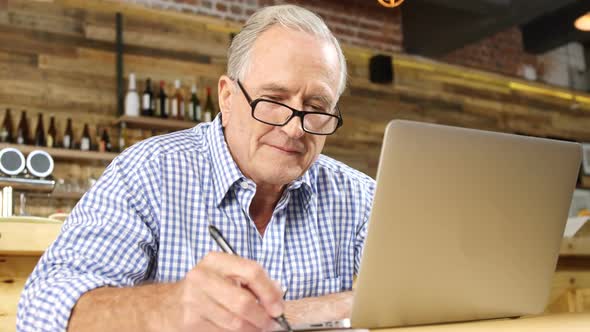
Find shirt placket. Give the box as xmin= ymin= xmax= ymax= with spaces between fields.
xmin=259 ymin=191 xmax=290 ymax=287
xmin=224 ymin=179 xmax=260 ymax=261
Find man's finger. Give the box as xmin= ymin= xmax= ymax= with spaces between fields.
xmin=201 ymin=252 xmax=284 ymax=317
xmin=201 ymin=315 xmax=258 ymax=332
xmin=201 ymin=289 xmax=261 ymax=332
xmin=200 ymin=268 xmax=276 ymax=330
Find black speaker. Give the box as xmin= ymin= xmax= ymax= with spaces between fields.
xmin=26 ymin=150 xmax=54 ymax=178
xmin=369 ymin=54 xmax=394 ymax=84
xmin=0 ymin=148 xmax=25 ymax=176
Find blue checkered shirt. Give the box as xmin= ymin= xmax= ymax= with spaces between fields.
xmin=17 ymin=115 xmax=376 ymax=331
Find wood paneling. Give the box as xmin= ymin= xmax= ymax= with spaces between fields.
xmin=1 ymin=1 xmax=590 ymax=327
xmin=0 ymin=255 xmax=39 ymax=331
xmin=1 ymin=0 xmax=590 ymax=179
xmin=1 ymin=1 xmax=590 ymax=329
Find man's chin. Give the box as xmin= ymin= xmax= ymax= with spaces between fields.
xmin=254 ymin=167 xmax=304 ymax=186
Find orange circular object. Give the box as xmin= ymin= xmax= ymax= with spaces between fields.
xmin=378 ymin=0 xmax=405 ymax=8
xmin=575 ymin=12 xmax=590 ymax=31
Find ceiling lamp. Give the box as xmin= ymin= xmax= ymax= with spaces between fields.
xmin=574 ymin=12 xmax=590 ymax=31
xmin=378 ymin=0 xmax=405 ymax=8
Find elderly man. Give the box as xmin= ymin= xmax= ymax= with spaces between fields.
xmin=18 ymin=4 xmax=375 ymax=332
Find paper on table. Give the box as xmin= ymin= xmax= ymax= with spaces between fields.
xmin=564 ymin=216 xmax=589 ymax=237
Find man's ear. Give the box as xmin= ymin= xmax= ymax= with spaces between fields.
xmin=218 ymin=75 xmax=234 ymax=127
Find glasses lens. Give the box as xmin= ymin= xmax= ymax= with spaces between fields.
xmin=252 ymin=100 xmax=340 ymax=135
xmin=303 ymin=113 xmax=339 ymax=134
xmin=253 ymin=101 xmax=293 ymax=125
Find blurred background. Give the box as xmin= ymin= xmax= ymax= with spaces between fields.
xmin=2 ymin=0 xmax=590 ymax=329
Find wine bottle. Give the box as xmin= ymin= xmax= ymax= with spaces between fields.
xmin=124 ymin=73 xmax=140 ymax=117
xmin=171 ymin=80 xmax=184 ymax=120
xmin=151 ymin=88 xmax=158 ymax=117
xmin=100 ymin=128 xmax=112 ymax=152
xmin=177 ymin=80 xmax=185 ymax=120
xmin=98 ymin=125 xmax=105 ymax=152
xmin=185 ymin=93 xmax=192 ymax=121
xmin=63 ymin=118 xmax=73 ymax=149
xmin=47 ymin=115 xmax=57 ymax=148
xmin=119 ymin=122 xmax=127 ymax=152
xmin=153 ymin=86 xmax=161 ymax=118
xmin=16 ymin=110 xmax=29 ymax=145
xmin=189 ymin=84 xmax=201 ymax=122
xmin=142 ymin=78 xmax=153 ymax=117
xmin=0 ymin=109 xmax=13 ymax=143
xmin=80 ymin=123 xmax=91 ymax=151
xmin=94 ymin=125 xmax=102 ymax=151
xmin=158 ymin=80 xmax=168 ymax=118
xmin=33 ymin=113 xmax=45 ymax=147
xmin=203 ymin=87 xmax=214 ymax=122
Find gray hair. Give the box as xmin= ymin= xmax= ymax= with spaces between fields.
xmin=227 ymin=5 xmax=347 ymax=96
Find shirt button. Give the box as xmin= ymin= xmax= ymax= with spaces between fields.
xmin=240 ymin=181 xmax=249 ymax=189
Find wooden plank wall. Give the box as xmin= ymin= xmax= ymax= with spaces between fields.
xmin=2 ymin=1 xmax=590 ymax=329
xmin=0 ymin=256 xmax=38 ymax=331
xmin=1 ymin=0 xmax=590 ymax=179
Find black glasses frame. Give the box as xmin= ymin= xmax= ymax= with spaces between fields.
xmin=236 ymin=80 xmax=343 ymax=136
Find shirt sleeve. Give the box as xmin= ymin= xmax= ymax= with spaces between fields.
xmin=17 ymin=157 xmax=160 ymax=332
xmin=354 ymin=179 xmax=375 ymax=275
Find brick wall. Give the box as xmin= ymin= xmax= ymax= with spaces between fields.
xmin=440 ymin=27 xmax=544 ymax=79
xmin=120 ymin=0 xmax=558 ymax=80
xmin=120 ymin=0 xmax=403 ymax=53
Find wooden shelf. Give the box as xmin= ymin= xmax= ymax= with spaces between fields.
xmin=115 ymin=115 xmax=199 ymax=131
xmin=0 ymin=218 xmax=62 ymax=255
xmin=28 ymin=192 xmax=84 ymax=200
xmin=0 ymin=143 xmax=118 ymax=163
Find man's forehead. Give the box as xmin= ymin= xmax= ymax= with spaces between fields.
xmin=250 ymin=26 xmax=338 ymax=69
xmin=246 ymin=26 xmax=340 ymax=98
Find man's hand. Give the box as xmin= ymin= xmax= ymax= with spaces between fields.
xmin=284 ymin=291 xmax=354 ymax=325
xmin=167 ymin=252 xmax=284 ymax=331
xmin=69 ymin=252 xmax=284 ymax=332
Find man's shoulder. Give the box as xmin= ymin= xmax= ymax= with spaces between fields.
xmin=313 ymin=154 xmax=376 ymax=190
xmin=115 ymin=122 xmax=210 ymax=169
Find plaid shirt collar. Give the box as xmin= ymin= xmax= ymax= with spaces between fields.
xmin=207 ymin=115 xmax=314 ymax=207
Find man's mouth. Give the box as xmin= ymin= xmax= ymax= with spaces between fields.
xmin=268 ymin=144 xmax=303 ymax=154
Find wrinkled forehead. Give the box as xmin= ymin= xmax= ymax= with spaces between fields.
xmin=244 ymin=26 xmax=341 ymax=99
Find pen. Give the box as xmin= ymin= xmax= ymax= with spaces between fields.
xmin=208 ymin=225 xmax=293 ymax=332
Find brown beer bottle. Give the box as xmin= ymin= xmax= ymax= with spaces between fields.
xmin=16 ymin=110 xmax=29 ymax=145
xmin=47 ymin=115 xmax=57 ymax=148
xmin=0 ymin=108 xmax=14 ymax=143
xmin=33 ymin=113 xmax=45 ymax=147
xmin=63 ymin=118 xmax=74 ymax=149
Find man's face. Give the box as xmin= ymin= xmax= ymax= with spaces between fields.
xmin=219 ymin=26 xmax=341 ymax=187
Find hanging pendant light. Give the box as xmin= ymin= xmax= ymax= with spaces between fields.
xmin=377 ymin=0 xmax=405 ymax=8
xmin=574 ymin=12 xmax=590 ymax=31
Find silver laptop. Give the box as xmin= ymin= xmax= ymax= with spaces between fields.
xmin=295 ymin=120 xmax=581 ymax=330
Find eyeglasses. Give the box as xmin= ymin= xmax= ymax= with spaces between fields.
xmin=236 ymin=80 xmax=343 ymax=135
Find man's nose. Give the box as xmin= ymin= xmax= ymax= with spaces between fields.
xmin=280 ymin=115 xmax=305 ymax=139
